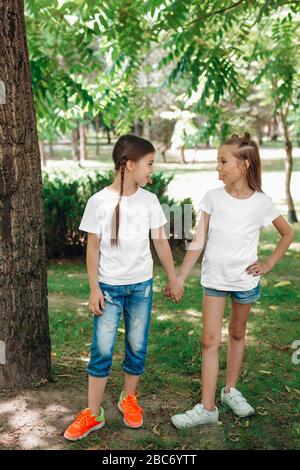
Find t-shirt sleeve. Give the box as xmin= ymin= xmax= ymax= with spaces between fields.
xmin=261 ymin=197 xmax=280 ymax=227
xmin=79 ymin=197 xmax=101 ymax=235
xmin=198 ymin=190 xmax=213 ymax=215
xmin=150 ymin=195 xmax=168 ymax=229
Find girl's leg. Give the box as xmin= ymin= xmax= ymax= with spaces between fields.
xmin=225 ymin=301 xmax=252 ymax=391
xmin=123 ymin=279 xmax=153 ymax=396
xmin=87 ymin=284 xmax=125 ymax=413
xmin=124 ymin=373 xmax=140 ymax=396
xmin=88 ymin=376 xmax=108 ymax=415
xmin=201 ymin=294 xmax=227 ymax=411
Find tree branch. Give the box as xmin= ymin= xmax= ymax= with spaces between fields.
xmin=182 ymin=0 xmax=247 ymax=29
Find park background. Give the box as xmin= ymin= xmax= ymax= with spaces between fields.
xmin=0 ymin=0 xmax=299 ymax=450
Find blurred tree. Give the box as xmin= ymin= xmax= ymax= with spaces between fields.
xmin=252 ymin=10 xmax=299 ymax=222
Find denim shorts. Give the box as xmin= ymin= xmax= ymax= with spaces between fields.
xmin=203 ymin=283 xmax=260 ymax=304
xmin=87 ymin=278 xmax=153 ymax=378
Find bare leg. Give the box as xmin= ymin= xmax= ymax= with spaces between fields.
xmin=88 ymin=375 xmax=108 ymax=415
xmin=124 ymin=373 xmax=140 ymax=397
xmin=201 ymin=295 xmax=227 ymax=411
xmin=225 ymin=301 xmax=252 ymax=391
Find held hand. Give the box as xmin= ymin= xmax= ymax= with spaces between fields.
xmin=246 ymin=259 xmax=273 ymax=277
xmin=164 ymin=278 xmax=184 ymax=303
xmin=89 ymin=287 xmax=106 ymax=316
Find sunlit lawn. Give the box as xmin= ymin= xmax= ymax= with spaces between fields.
xmin=48 ymin=224 xmax=300 ymax=450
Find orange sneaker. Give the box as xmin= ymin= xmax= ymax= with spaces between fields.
xmin=118 ymin=391 xmax=143 ymax=428
xmin=64 ymin=407 xmax=105 ymax=441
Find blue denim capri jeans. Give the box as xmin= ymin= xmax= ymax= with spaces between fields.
xmin=87 ymin=278 xmax=153 ymax=378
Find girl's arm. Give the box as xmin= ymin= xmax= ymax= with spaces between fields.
xmin=87 ymin=233 xmax=105 ymax=315
xmin=151 ymin=226 xmax=183 ymax=301
xmin=176 ymin=210 xmax=210 ymax=286
xmin=246 ymin=215 xmax=294 ymax=276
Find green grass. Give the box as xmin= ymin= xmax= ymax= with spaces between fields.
xmin=48 ymin=224 xmax=300 ymax=450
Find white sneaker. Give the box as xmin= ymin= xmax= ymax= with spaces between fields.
xmin=221 ymin=387 xmax=254 ymax=417
xmin=171 ymin=403 xmax=219 ymax=429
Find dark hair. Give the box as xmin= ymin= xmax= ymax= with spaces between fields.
xmin=111 ymin=134 xmax=155 ymax=246
xmin=222 ymin=132 xmax=262 ymax=192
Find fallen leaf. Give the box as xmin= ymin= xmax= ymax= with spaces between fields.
xmin=258 ymin=370 xmax=272 ymax=375
xmin=274 ymin=280 xmax=292 ymax=288
xmin=188 ymin=330 xmax=194 ymax=336
xmin=33 ymin=378 xmax=48 ymax=387
xmin=257 ymin=407 xmax=269 ymax=416
xmin=285 ymin=385 xmax=291 ymax=393
xmin=265 ymin=396 xmax=276 ymax=404
xmin=152 ymin=424 xmax=160 ymax=436
xmin=229 ymin=432 xmax=240 ymax=442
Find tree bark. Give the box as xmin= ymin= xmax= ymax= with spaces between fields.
xmin=280 ymin=109 xmax=298 ymax=223
xmin=0 ymin=0 xmax=51 ymax=387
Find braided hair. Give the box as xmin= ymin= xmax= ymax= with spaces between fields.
xmin=222 ymin=132 xmax=262 ymax=192
xmin=111 ymin=134 xmax=155 ymax=246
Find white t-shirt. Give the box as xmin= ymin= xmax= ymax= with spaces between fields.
xmin=79 ymin=186 xmax=167 ymax=285
xmin=199 ymin=187 xmax=280 ymax=291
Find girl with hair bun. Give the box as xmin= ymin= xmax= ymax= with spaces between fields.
xmin=169 ymin=132 xmax=294 ymax=430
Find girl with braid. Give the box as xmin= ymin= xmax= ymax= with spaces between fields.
xmin=64 ymin=134 xmax=183 ymax=441
xmin=168 ymin=132 xmax=294 ymax=429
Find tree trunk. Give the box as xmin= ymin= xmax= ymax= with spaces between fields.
xmin=48 ymin=141 xmax=54 ymax=158
xmin=271 ymin=115 xmax=278 ymax=141
xmin=79 ymin=124 xmax=87 ymax=161
xmin=106 ymin=129 xmax=111 ymax=144
xmin=280 ymin=110 xmax=298 ymax=223
xmin=71 ymin=128 xmax=80 ymax=161
xmin=134 ymin=120 xmax=142 ymax=136
xmin=179 ymin=145 xmax=187 ymax=164
xmin=161 ymin=147 xmax=167 ymax=163
xmin=95 ymin=115 xmax=100 ymax=157
xmin=143 ymin=118 xmax=150 ymax=140
xmin=39 ymin=141 xmax=47 ymax=168
xmin=0 ymin=0 xmax=51 ymax=387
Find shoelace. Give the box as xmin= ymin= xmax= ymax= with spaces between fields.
xmin=122 ymin=394 xmax=143 ymax=414
xmin=74 ymin=409 xmax=93 ymax=427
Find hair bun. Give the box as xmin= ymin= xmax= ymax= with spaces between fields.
xmin=231 ymin=133 xmax=239 ymax=139
xmin=242 ymin=132 xmax=251 ymax=143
